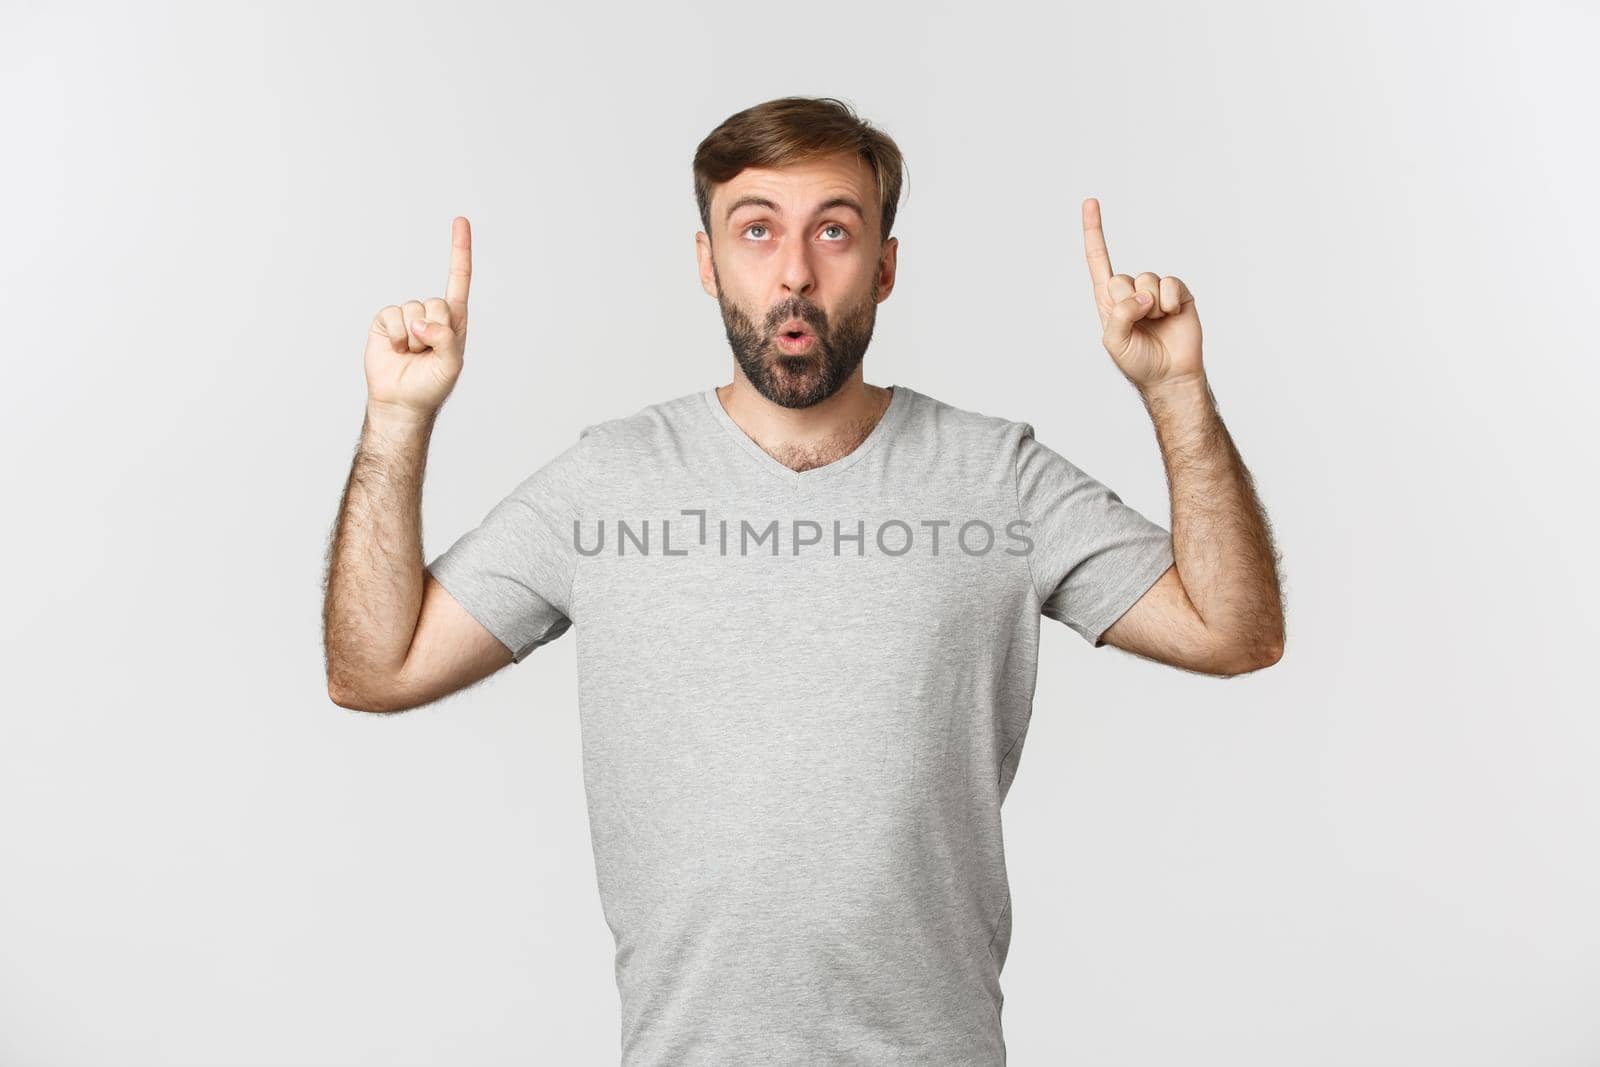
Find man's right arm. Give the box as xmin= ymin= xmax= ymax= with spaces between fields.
xmin=323 ymin=215 xmax=516 ymax=713
xmin=323 ymin=402 xmax=513 ymax=713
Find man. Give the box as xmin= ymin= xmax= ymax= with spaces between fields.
xmin=323 ymin=96 xmax=1284 ymax=1065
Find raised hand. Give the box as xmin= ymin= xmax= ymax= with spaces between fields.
xmin=1082 ymin=198 xmax=1203 ymax=392
xmin=364 ymin=216 xmax=473 ymax=419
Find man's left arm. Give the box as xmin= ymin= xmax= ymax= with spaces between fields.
xmin=1080 ymin=197 xmax=1285 ymax=675
xmin=1103 ymin=372 xmax=1285 ymax=674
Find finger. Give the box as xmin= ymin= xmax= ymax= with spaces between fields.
xmin=1107 ymin=273 xmax=1136 ymax=305
xmin=418 ymin=298 xmax=460 ymax=356
xmin=377 ymin=306 xmax=408 ymax=354
xmin=409 ymin=316 xmax=450 ymax=351
xmin=1102 ymin=292 xmax=1155 ymax=353
xmin=1165 ymin=275 xmax=1195 ymax=310
xmin=445 ymin=216 xmax=472 ymax=328
xmin=1160 ymin=275 xmax=1195 ymax=315
xmin=401 ymin=299 xmax=427 ymax=353
xmin=1135 ymin=272 xmax=1163 ymax=319
xmin=1082 ymin=198 xmax=1114 ymax=292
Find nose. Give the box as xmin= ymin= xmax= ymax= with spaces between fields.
xmin=777 ymin=233 xmax=816 ymax=299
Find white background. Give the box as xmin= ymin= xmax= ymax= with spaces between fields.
xmin=3 ymin=1 xmax=1596 ymax=1064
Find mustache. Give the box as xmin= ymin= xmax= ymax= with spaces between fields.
xmin=768 ymin=308 xmax=826 ymax=332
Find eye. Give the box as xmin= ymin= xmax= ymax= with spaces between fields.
xmin=742 ymin=223 xmax=769 ymax=240
xmin=821 ymin=224 xmax=848 ymax=240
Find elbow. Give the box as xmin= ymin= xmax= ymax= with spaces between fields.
xmin=1246 ymin=637 xmax=1285 ymax=673
xmin=326 ymin=672 xmax=399 ymax=714
xmin=1211 ymin=631 xmax=1285 ymax=677
xmin=328 ymin=681 xmax=375 ymax=712
xmin=1266 ymin=629 xmax=1286 ymax=665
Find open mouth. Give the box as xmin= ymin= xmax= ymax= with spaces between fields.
xmin=776 ymin=331 xmax=816 ymax=352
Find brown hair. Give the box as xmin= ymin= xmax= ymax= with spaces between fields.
xmin=692 ymin=96 xmax=909 ymax=248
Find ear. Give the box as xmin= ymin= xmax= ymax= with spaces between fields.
xmin=695 ymin=231 xmax=719 ymax=298
xmin=875 ymin=236 xmax=899 ymax=302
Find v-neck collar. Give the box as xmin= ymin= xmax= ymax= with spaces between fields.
xmin=701 ymin=383 xmax=913 ymax=488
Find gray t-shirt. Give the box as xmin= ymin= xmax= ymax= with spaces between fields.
xmin=425 ymin=383 xmax=1174 ymax=1065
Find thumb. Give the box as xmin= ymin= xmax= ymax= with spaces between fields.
xmin=408 ymin=317 xmax=453 ymax=351
xmin=1102 ymin=292 xmax=1154 ymax=352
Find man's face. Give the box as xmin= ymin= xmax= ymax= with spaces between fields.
xmin=696 ymin=152 xmax=898 ymax=409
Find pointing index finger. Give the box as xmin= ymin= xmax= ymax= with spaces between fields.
xmin=1082 ymin=197 xmax=1113 ymax=290
xmin=445 ymin=216 xmax=472 ymax=323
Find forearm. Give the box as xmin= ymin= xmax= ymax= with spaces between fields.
xmin=323 ymin=401 xmax=436 ymax=699
xmin=1139 ymin=373 xmax=1285 ymax=664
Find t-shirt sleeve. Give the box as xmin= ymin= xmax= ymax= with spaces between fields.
xmin=1013 ymin=423 xmax=1175 ymax=647
xmin=424 ymin=429 xmax=596 ymax=664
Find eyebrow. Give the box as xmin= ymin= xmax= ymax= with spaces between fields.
xmin=724 ymin=194 xmax=868 ymax=227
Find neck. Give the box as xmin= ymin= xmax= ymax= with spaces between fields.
xmin=715 ymin=371 xmax=892 ymax=474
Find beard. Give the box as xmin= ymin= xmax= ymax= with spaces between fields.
xmin=712 ymin=259 xmax=880 ymax=410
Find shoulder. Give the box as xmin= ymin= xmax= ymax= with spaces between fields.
xmin=900 ymin=388 xmax=1106 ymax=522
xmin=576 ymin=389 xmax=703 ymax=452
xmin=899 ymin=385 xmax=1043 ymax=478
xmin=553 ymin=389 xmax=709 ymax=495
xmin=905 ymin=385 xmax=1040 ymax=443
